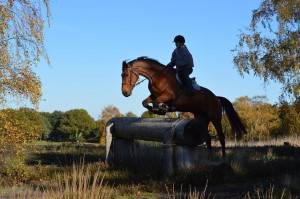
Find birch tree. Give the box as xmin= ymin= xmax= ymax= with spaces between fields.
xmin=0 ymin=0 xmax=51 ymax=181
xmin=0 ymin=0 xmax=51 ymax=106
xmin=233 ymin=0 xmax=300 ymax=98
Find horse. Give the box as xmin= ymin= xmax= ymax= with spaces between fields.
xmin=121 ymin=56 xmax=247 ymax=158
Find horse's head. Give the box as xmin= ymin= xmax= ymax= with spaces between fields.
xmin=121 ymin=60 xmax=139 ymax=97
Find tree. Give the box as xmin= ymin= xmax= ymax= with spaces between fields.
xmin=100 ymin=105 xmax=123 ymax=121
xmin=40 ymin=110 xmax=64 ymax=141
xmin=124 ymin=111 xmax=137 ymax=117
xmin=141 ymin=110 xmax=158 ymax=118
xmin=99 ymin=105 xmax=123 ymax=145
xmin=0 ymin=108 xmax=46 ymax=144
xmin=90 ymin=120 xmax=103 ymax=142
xmin=57 ymin=109 xmax=95 ymax=142
xmin=233 ymin=96 xmax=280 ymax=140
xmin=0 ymin=108 xmax=46 ymax=178
xmin=0 ymin=1 xmax=50 ymax=180
xmin=41 ymin=115 xmax=51 ymax=140
xmin=179 ymin=112 xmax=194 ymax=119
xmin=165 ymin=112 xmax=178 ymax=118
xmin=278 ymin=99 xmax=300 ymax=136
xmin=0 ymin=0 xmax=51 ymax=106
xmin=221 ymin=115 xmax=232 ymax=140
xmin=19 ymin=108 xmax=47 ymax=139
xmin=233 ymin=0 xmax=300 ymax=98
xmin=141 ymin=110 xmax=177 ymax=118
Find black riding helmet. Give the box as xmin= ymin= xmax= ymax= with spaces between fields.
xmin=173 ymin=35 xmax=185 ymax=43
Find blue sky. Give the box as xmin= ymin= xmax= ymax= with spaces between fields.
xmin=36 ymin=0 xmax=282 ymax=119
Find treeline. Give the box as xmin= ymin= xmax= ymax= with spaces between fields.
xmin=0 ymin=96 xmax=299 ymax=145
xmin=227 ymin=96 xmax=300 ymax=141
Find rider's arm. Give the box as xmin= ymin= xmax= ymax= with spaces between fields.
xmin=166 ymin=50 xmax=176 ymax=68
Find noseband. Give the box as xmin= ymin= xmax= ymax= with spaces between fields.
xmin=122 ymin=65 xmax=142 ymax=87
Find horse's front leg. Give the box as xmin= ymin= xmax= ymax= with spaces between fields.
xmin=142 ymin=95 xmax=154 ymax=110
xmin=142 ymin=96 xmax=165 ymax=115
xmin=142 ymin=95 xmax=172 ymax=115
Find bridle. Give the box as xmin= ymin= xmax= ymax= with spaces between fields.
xmin=122 ymin=62 xmax=165 ymax=87
xmin=121 ymin=65 xmax=143 ymax=88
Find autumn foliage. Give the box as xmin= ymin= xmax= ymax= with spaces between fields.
xmin=0 ymin=0 xmax=51 ymax=181
xmin=0 ymin=0 xmax=51 ymax=106
xmin=0 ymin=108 xmax=46 ymax=181
xmin=233 ymin=0 xmax=300 ymax=98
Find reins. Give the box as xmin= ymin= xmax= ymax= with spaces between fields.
xmin=135 ymin=78 xmax=147 ymax=86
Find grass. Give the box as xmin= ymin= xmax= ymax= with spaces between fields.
xmin=7 ymin=162 xmax=115 ymax=199
xmin=0 ymin=139 xmax=300 ymax=198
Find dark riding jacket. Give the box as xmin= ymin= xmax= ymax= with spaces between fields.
xmin=167 ymin=45 xmax=194 ymax=71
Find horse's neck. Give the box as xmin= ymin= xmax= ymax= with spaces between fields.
xmin=133 ymin=62 xmax=162 ymax=82
xmin=134 ymin=61 xmax=180 ymax=95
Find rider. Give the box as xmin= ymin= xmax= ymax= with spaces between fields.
xmin=166 ymin=35 xmax=195 ymax=96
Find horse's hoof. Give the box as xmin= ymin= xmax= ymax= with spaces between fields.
xmin=152 ymin=108 xmax=159 ymax=112
xmin=157 ymin=110 xmax=166 ymax=115
xmin=169 ymin=107 xmax=176 ymax=112
xmin=142 ymin=100 xmax=150 ymax=108
xmin=150 ymin=108 xmax=166 ymax=115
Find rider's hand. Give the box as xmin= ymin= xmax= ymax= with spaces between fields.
xmin=166 ymin=63 xmax=174 ymax=68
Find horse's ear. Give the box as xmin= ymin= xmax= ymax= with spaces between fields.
xmin=122 ymin=61 xmax=128 ymax=68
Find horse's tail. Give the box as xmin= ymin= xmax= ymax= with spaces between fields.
xmin=217 ymin=96 xmax=247 ymax=138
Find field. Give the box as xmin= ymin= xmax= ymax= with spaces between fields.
xmin=0 ymin=138 xmax=299 ymax=198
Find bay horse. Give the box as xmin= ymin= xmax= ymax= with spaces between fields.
xmin=121 ymin=56 xmax=246 ymax=157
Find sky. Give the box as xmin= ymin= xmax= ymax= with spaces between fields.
xmin=35 ymin=0 xmax=282 ymax=119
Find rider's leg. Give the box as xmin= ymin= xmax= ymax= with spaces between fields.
xmin=178 ymin=68 xmax=194 ymax=95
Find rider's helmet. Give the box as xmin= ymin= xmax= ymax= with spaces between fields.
xmin=173 ymin=35 xmax=185 ymax=43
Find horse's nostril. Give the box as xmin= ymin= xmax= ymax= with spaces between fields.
xmin=122 ymin=91 xmax=130 ymax=97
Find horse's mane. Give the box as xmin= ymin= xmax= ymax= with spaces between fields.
xmin=126 ymin=56 xmax=165 ymax=67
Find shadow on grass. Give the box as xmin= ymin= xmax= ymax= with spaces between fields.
xmin=26 ymin=145 xmax=106 ymax=166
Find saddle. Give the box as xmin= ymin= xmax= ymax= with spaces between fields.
xmin=153 ymin=74 xmax=200 ymax=114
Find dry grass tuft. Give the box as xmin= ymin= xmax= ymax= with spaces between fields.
xmin=8 ymin=162 xmax=115 ymax=199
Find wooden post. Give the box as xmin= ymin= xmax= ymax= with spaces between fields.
xmin=175 ymin=145 xmax=198 ymax=171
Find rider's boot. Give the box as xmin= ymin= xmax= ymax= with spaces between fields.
xmin=184 ymin=77 xmax=195 ymax=96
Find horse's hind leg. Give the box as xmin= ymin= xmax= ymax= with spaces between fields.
xmin=194 ymin=114 xmax=212 ymax=159
xmin=211 ymin=119 xmax=226 ymax=161
xmin=205 ymin=132 xmax=212 ymax=160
